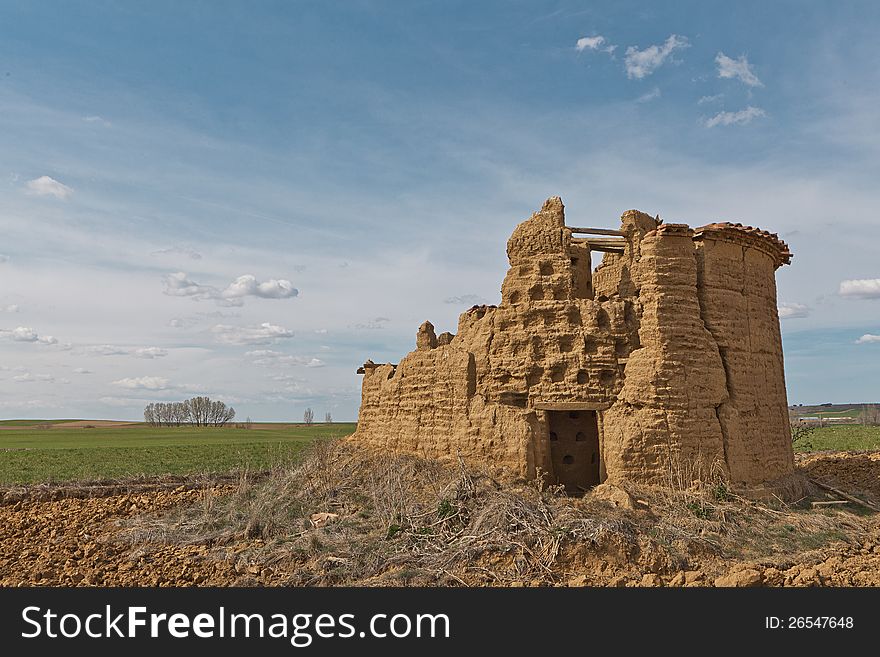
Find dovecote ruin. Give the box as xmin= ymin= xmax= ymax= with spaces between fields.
xmin=353 ymin=197 xmax=798 ymax=497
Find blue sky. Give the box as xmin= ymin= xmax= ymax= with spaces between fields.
xmin=1 ymin=1 xmax=879 ymax=421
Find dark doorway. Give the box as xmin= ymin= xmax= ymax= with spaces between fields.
xmin=548 ymin=410 xmax=600 ymax=491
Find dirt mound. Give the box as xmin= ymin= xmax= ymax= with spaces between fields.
xmin=0 ymin=448 xmax=877 ymax=587
xmin=798 ymin=451 xmax=880 ymax=505
xmin=0 ymin=473 xmax=249 ymax=505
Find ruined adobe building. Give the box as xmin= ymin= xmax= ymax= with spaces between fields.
xmin=353 ymin=197 xmax=798 ymax=496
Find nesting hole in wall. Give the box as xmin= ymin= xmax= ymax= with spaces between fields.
xmin=597 ymin=294 xmax=609 ymax=302
xmin=529 ymin=286 xmax=544 ymax=301
xmin=570 ymin=257 xmax=579 ymax=268
xmin=539 ymin=261 xmax=554 ymax=276
xmin=559 ymin=335 xmax=574 ymax=352
xmin=599 ymin=370 xmax=615 ymax=386
xmin=550 ymin=364 xmax=566 ymax=382
xmin=567 ymin=307 xmax=581 ymax=324
xmin=596 ymin=309 xmax=611 ymax=329
xmin=531 ymin=338 xmax=545 ymax=360
xmin=527 ymin=366 xmax=543 ymax=386
xmin=575 ymin=431 xmax=586 ymax=441
xmin=508 ymin=290 xmax=521 ymax=304
xmin=562 ymin=455 xmax=574 ymax=465
xmin=615 ymin=338 xmax=630 ymax=357
xmin=584 ymin=336 xmax=598 ymax=354
xmin=549 ymin=432 xmax=558 ymax=441
xmin=576 ymin=369 xmax=589 ymax=384
xmin=499 ymin=391 xmax=528 ymax=408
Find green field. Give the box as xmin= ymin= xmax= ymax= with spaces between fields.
xmin=3 ymin=419 xmax=879 ymax=485
xmin=813 ymin=409 xmax=862 ymax=418
xmin=794 ymin=425 xmax=880 ymax=452
xmin=0 ymin=421 xmax=356 ymax=484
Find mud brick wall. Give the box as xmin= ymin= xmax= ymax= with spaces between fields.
xmin=694 ymin=226 xmax=794 ymax=486
xmin=353 ymin=197 xmax=796 ymax=495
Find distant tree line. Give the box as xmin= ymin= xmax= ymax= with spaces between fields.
xmin=144 ymin=396 xmax=235 ymax=427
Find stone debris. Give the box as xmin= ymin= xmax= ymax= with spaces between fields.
xmin=310 ymin=512 xmax=340 ymax=528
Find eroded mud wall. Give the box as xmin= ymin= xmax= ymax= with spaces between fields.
xmin=694 ymin=230 xmax=795 ymax=486
xmin=601 ymin=224 xmax=730 ymax=485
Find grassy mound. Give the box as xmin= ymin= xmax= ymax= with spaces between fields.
xmin=121 ymin=441 xmax=873 ymax=586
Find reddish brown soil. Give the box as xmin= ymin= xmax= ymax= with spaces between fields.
xmin=1 ymin=453 xmax=878 ymax=587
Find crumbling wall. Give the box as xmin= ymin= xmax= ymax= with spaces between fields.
xmin=693 ymin=226 xmax=794 ymax=487
xmin=592 ymin=210 xmax=658 ymax=300
xmin=352 ymin=197 xmax=796 ymax=495
xmin=355 ymin=344 xmax=538 ymax=476
xmin=602 ymin=224 xmax=730 ymax=485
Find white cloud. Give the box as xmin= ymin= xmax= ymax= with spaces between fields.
xmin=86 ymin=345 xmax=128 ymax=356
xmin=163 ymin=272 xmax=297 ymax=305
xmin=444 ymin=294 xmax=488 ymax=305
xmin=133 ymin=347 xmax=168 ymax=359
xmin=2 ymin=304 xmax=19 ymax=313
xmin=25 ymin=175 xmax=74 ymax=199
xmin=576 ymin=35 xmax=616 ymax=55
xmin=211 ymin=322 xmax=295 ymax=345
xmin=1 ymin=326 xmax=58 ymax=344
xmin=13 ymin=372 xmax=55 ymax=383
xmin=84 ymin=345 xmax=167 ymax=358
xmin=83 ymin=115 xmax=112 ymax=126
xmin=221 ymin=274 xmax=298 ymax=300
xmin=246 ymin=349 xmax=325 ymax=368
xmin=704 ymin=106 xmax=766 ymax=128
xmin=73 ymin=367 xmax=93 ymax=374
xmin=839 ymin=278 xmax=880 ymax=299
xmin=162 ymin=272 xmax=218 ymax=301
xmin=112 ymin=376 xmax=171 ymax=390
xmin=716 ymin=52 xmax=763 ymax=87
xmin=636 ymin=87 xmax=661 ymax=103
xmin=152 ymin=246 xmax=202 ymax=260
xmin=778 ymin=302 xmax=809 ymax=318
xmin=353 ymin=317 xmax=390 ymax=330
xmin=624 ymin=34 xmax=689 ymax=79
xmin=856 ymin=334 xmax=880 ymax=344
xmin=698 ymin=94 xmax=724 ymax=105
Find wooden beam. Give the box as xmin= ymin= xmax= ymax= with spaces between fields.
xmin=809 ymin=478 xmax=880 ymax=512
xmin=571 ymin=237 xmax=626 ymax=246
xmin=567 ymin=227 xmax=625 ymax=236
xmin=586 ymin=245 xmax=625 ymax=253
xmin=533 ymin=402 xmax=612 ymax=411
xmin=584 ymin=237 xmax=627 ymax=246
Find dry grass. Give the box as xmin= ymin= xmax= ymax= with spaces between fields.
xmin=119 ymin=440 xmax=873 ymax=585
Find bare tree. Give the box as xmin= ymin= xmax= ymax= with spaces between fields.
xmin=324 ymin=411 xmax=332 ymax=424
xmin=304 ymin=407 xmax=314 ymax=426
xmin=144 ymin=396 xmax=235 ymax=428
xmin=859 ymin=404 xmax=880 ymax=426
xmin=144 ymin=403 xmax=157 ymax=427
